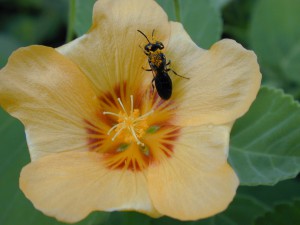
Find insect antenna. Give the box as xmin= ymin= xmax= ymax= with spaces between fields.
xmin=151 ymin=29 xmax=155 ymax=41
xmin=137 ymin=30 xmax=151 ymax=43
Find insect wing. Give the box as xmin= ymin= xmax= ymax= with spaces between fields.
xmin=155 ymin=72 xmax=172 ymax=100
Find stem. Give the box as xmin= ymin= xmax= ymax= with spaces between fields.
xmin=173 ymin=0 xmax=181 ymax=22
xmin=66 ymin=0 xmax=76 ymax=43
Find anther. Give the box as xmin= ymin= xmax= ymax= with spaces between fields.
xmin=102 ymin=95 xmax=153 ymax=146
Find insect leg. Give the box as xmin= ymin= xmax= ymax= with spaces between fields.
xmin=166 ymin=67 xmax=190 ymax=79
xmin=139 ymin=45 xmax=149 ymax=56
xmin=151 ymin=77 xmax=156 ymax=92
xmin=166 ymin=60 xmax=188 ymax=79
xmin=142 ymin=66 xmax=152 ymax=71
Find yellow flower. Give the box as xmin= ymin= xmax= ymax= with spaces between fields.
xmin=0 ymin=0 xmax=261 ymax=223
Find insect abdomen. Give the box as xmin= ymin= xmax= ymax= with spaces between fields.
xmin=155 ymin=72 xmax=172 ymax=100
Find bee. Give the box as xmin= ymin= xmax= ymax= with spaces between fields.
xmin=137 ymin=29 xmax=189 ymax=100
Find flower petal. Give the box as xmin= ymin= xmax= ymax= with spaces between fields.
xmin=166 ymin=22 xmax=261 ymax=126
xmin=20 ymin=151 xmax=159 ymax=223
xmin=0 ymin=46 xmax=99 ymax=160
xmin=148 ymin=125 xmax=239 ymax=220
xmin=58 ymin=0 xmax=170 ymax=95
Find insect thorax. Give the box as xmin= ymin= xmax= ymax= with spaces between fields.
xmin=148 ymin=52 xmax=166 ymax=70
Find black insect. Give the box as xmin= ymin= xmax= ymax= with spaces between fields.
xmin=137 ymin=29 xmax=189 ymax=100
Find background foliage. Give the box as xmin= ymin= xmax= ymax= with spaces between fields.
xmin=0 ymin=0 xmax=300 ymax=224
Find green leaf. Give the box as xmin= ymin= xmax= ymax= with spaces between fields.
xmin=229 ymin=87 xmax=300 ymax=185
xmin=211 ymin=0 xmax=232 ymax=10
xmin=203 ymin=194 xmax=268 ymax=225
xmin=255 ymin=199 xmax=300 ymax=225
xmin=249 ymin=0 xmax=300 ymax=88
xmin=239 ymin=179 xmax=300 ymax=206
xmin=0 ymin=108 xmax=109 ymax=225
xmin=74 ymin=0 xmax=96 ymax=36
xmin=157 ymin=0 xmax=223 ymax=48
xmin=282 ymin=42 xmax=300 ymax=84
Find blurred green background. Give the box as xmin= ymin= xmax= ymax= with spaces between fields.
xmin=0 ymin=0 xmax=68 ymax=67
xmin=1 ymin=0 xmax=300 ymax=225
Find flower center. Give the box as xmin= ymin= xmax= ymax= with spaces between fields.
xmin=84 ymin=84 xmax=181 ymax=171
xmin=103 ymin=95 xmax=153 ymax=146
